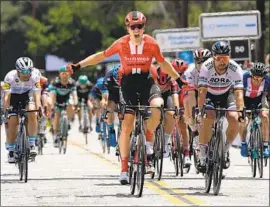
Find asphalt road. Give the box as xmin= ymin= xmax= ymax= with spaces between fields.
xmin=1 ymin=119 xmax=269 ymax=206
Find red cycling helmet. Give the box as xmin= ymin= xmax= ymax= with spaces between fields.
xmin=171 ymin=59 xmax=188 ymax=74
xmin=125 ymin=11 xmax=147 ymax=26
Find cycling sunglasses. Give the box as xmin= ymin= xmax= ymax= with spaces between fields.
xmin=253 ymin=75 xmax=264 ymax=80
xmin=214 ymin=55 xmax=230 ymax=62
xmin=20 ymin=69 xmax=32 ymax=75
xmin=129 ymin=24 xmax=145 ymax=30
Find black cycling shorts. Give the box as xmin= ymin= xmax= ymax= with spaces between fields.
xmin=244 ymin=95 xmax=263 ymax=110
xmin=206 ymin=89 xmax=236 ymax=109
xmin=108 ymin=86 xmax=120 ymax=104
xmin=162 ymin=91 xmax=174 ymax=109
xmin=121 ymin=73 xmax=162 ymax=114
xmin=9 ymin=90 xmax=32 ymax=115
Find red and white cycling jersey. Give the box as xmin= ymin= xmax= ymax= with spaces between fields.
xmin=198 ymin=58 xmax=243 ymax=95
xmin=104 ymin=34 xmax=164 ymax=76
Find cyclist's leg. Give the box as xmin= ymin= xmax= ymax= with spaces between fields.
xmin=77 ymin=98 xmax=82 ymax=129
xmin=239 ymin=96 xmax=251 ymax=157
xmin=145 ymin=81 xmax=163 ymax=148
xmin=5 ymin=94 xmax=19 ymax=163
xmin=198 ymin=93 xmax=215 ymax=170
xmin=260 ymin=96 xmax=269 ymax=157
xmin=94 ymin=98 xmax=101 ymax=133
xmin=225 ymin=91 xmax=240 ymax=156
xmin=184 ymin=89 xmax=198 ymax=131
xmin=178 ymin=88 xmax=191 ymax=166
xmin=53 ymin=107 xmax=61 ymax=147
xmin=118 ymin=77 xmax=137 ymax=184
xmin=163 ymin=92 xmax=175 ymax=158
xmin=107 ymin=88 xmax=119 ymax=147
xmin=87 ymin=97 xmax=94 ymax=131
xmin=26 ymin=100 xmax=39 ymax=155
xmin=107 ymin=100 xmax=117 ymax=147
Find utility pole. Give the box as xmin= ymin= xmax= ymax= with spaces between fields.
xmin=181 ymin=0 xmax=188 ymax=28
xmin=256 ymin=0 xmax=265 ymax=62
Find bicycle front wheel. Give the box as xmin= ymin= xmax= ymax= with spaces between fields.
xmin=175 ymin=128 xmax=184 ymax=177
xmin=255 ymin=126 xmax=264 ymax=178
xmin=248 ymin=130 xmax=257 ymax=177
xmin=136 ymin=132 xmax=146 ymax=197
xmin=213 ymin=128 xmax=224 ymax=195
xmin=152 ymin=124 xmax=164 ymax=180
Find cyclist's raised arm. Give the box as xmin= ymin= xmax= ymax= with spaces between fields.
xmin=74 ymin=39 xmax=121 ymax=70
xmin=78 ymin=52 xmax=106 ymax=68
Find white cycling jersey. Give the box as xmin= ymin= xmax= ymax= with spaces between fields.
xmin=183 ymin=64 xmax=199 ymax=89
xmin=3 ymin=68 xmax=41 ymax=94
xmin=198 ymin=58 xmax=243 ymax=95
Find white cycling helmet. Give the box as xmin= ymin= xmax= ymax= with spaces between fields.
xmin=15 ymin=57 xmax=34 ymax=73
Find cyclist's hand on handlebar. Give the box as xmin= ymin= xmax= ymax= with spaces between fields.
xmin=238 ymin=112 xmax=245 ymax=123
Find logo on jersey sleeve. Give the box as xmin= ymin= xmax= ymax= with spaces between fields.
xmin=35 ymin=82 xmax=41 ymax=88
xmin=2 ymin=82 xmax=11 ymax=90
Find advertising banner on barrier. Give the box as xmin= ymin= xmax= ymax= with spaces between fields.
xmin=199 ymin=10 xmax=261 ymax=41
xmin=153 ymin=27 xmax=200 ymax=52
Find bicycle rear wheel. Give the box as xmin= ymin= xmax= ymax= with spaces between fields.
xmin=136 ymin=132 xmax=146 ymax=197
xmin=213 ymin=129 xmax=224 ymax=195
xmin=255 ymin=126 xmax=263 ymax=178
xmin=152 ymin=124 xmax=164 ymax=180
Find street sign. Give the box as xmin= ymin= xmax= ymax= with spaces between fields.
xmin=199 ymin=10 xmax=261 ymax=41
xmin=229 ymin=40 xmax=250 ymax=61
xmin=152 ymin=27 xmax=200 ymax=52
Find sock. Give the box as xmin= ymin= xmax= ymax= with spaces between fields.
xmin=199 ymin=144 xmax=207 ymax=160
xmin=121 ymin=157 xmax=129 ymax=172
xmin=29 ymin=136 xmax=36 ymax=146
xmin=145 ymin=129 xmax=153 ymax=142
xmin=108 ymin=124 xmax=115 ymax=132
xmin=96 ymin=117 xmax=99 ymax=125
xmin=6 ymin=142 xmax=16 ymax=151
xmin=263 ymin=141 xmax=269 ymax=147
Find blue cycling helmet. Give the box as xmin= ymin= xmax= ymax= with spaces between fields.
xmin=212 ymin=41 xmax=231 ymax=56
xmin=96 ymin=77 xmax=104 ymax=88
xmin=112 ymin=64 xmax=121 ymax=82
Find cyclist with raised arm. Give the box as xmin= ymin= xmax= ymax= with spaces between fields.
xmin=76 ymin=75 xmax=93 ymax=131
xmin=2 ymin=57 xmax=42 ymax=163
xmin=239 ymin=62 xmax=270 ymax=157
xmin=197 ymin=41 xmax=244 ymax=172
xmin=50 ymin=67 xmax=78 ymax=147
xmin=100 ymin=65 xmax=122 ymax=147
xmin=67 ymin=11 xmax=187 ymax=185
